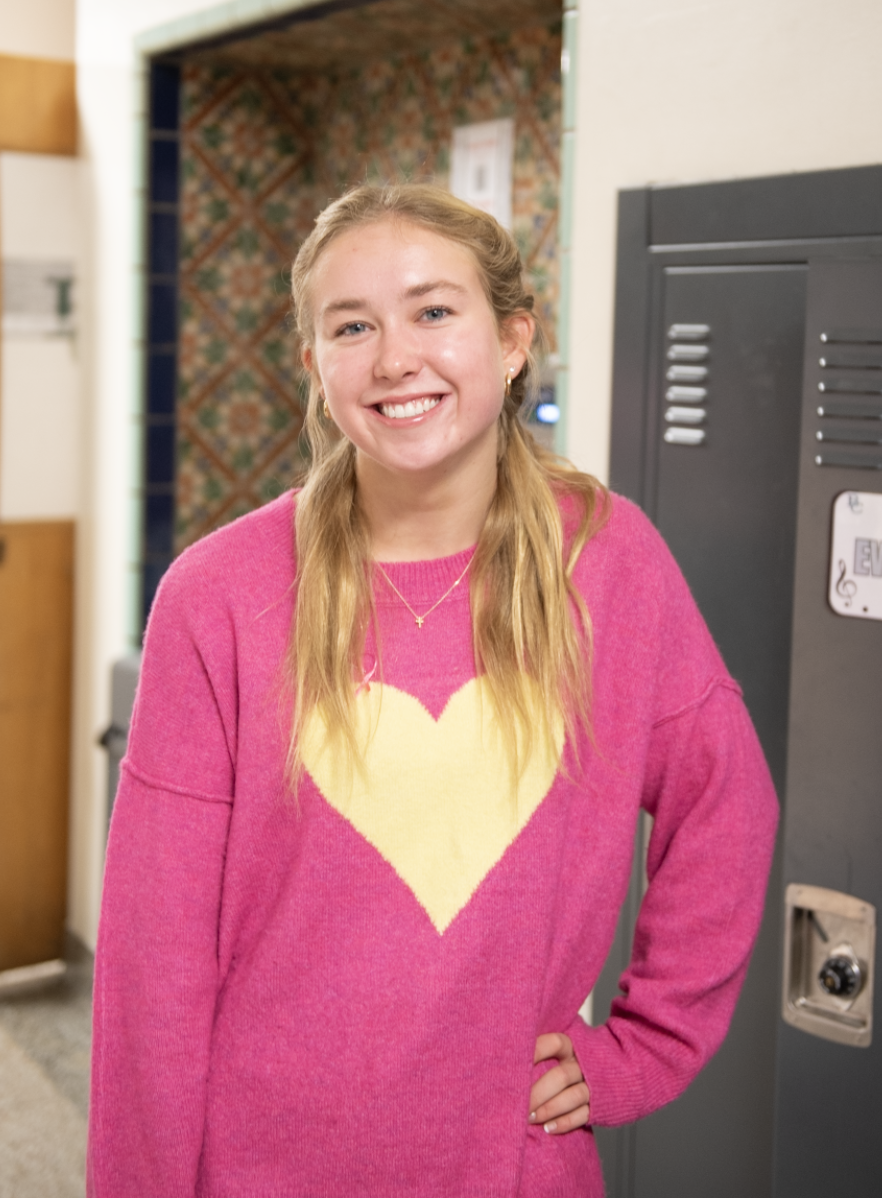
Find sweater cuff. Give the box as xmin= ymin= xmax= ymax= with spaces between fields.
xmin=566 ymin=1015 xmax=674 ymax=1128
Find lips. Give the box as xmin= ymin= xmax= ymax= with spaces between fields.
xmin=376 ymin=396 xmax=441 ymax=420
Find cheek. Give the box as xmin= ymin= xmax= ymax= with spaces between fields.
xmin=439 ymin=325 xmax=505 ymax=378
xmin=318 ymin=348 xmax=362 ymax=396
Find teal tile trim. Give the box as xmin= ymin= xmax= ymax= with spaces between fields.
xmin=128 ymin=62 xmax=150 ymax=647
xmin=559 ymin=129 xmax=575 ymax=253
xmin=135 ymin=0 xmax=318 ymax=55
xmin=562 ymin=10 xmax=578 ymax=133
xmin=555 ymin=251 xmax=572 ymax=453
xmin=557 ymin=2 xmax=578 ymax=453
xmin=557 ymin=250 xmax=572 ymax=372
xmin=554 ymin=366 xmax=569 ymax=454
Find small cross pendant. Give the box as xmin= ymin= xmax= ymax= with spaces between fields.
xmin=415 ymin=615 xmax=425 ymax=628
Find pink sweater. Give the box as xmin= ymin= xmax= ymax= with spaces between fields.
xmin=88 ymin=492 xmax=778 ymax=1197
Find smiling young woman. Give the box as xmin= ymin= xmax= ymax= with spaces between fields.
xmin=88 ymin=184 xmax=778 ymax=1198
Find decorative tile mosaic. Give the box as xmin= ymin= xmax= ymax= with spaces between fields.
xmin=177 ymin=17 xmax=562 ymax=551
xmin=195 ymin=0 xmax=562 ymax=74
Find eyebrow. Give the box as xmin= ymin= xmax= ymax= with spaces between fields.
xmin=403 ymin=279 xmax=468 ymax=300
xmin=320 ymin=279 xmax=468 ymax=319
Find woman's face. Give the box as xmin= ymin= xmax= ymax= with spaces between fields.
xmin=305 ymin=219 xmax=531 ymax=488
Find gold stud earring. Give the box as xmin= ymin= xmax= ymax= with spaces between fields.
xmin=321 ymin=395 xmax=331 ymax=420
xmin=504 ymin=367 xmax=515 ymax=399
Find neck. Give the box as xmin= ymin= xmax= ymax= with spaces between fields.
xmin=356 ymin=455 xmax=496 ymax=562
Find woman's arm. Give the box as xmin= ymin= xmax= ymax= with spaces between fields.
xmin=567 ymin=682 xmax=778 ymax=1127
xmin=87 ymin=554 xmax=238 ymax=1196
xmin=88 ymin=771 xmax=232 ymax=1197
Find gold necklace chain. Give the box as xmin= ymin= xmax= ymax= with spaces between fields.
xmin=374 ymin=558 xmax=472 ymax=628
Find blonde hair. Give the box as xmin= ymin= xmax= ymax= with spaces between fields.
xmin=288 ymin=183 xmax=607 ymax=782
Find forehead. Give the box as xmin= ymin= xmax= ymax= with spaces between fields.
xmin=311 ymin=218 xmax=484 ymax=300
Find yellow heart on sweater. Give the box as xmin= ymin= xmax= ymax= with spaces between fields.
xmin=301 ymin=678 xmax=563 ymax=933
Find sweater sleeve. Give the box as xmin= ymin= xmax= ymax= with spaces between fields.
xmin=87 ymin=558 xmax=237 ymax=1197
xmin=568 ymin=680 xmax=779 ymax=1127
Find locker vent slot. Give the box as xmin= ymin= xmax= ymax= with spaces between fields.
xmin=815 ymin=330 xmax=882 ymax=468
xmin=665 ymin=406 xmax=706 ymax=425
xmin=667 ymin=363 xmax=708 ymax=382
xmin=664 ymin=324 xmax=711 ymax=447
xmin=667 ymin=323 xmax=710 ymax=341
xmin=818 ymin=377 xmax=882 ymax=395
xmin=666 ymin=385 xmax=707 ymax=403
xmin=664 ymin=427 xmax=705 ymax=446
xmin=667 ymin=344 xmax=709 ymax=362
xmin=817 ymin=401 xmax=882 ymax=420
xmin=815 ymin=449 xmax=882 ymax=470
xmin=819 ymin=349 xmax=882 ymax=370
xmin=816 ymin=424 xmax=882 ymax=445
xmin=820 ymin=328 xmax=882 ymax=344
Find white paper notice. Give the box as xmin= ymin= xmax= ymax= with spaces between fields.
xmin=450 ymin=119 xmax=514 ymax=230
xmin=829 ymin=491 xmax=882 ymax=621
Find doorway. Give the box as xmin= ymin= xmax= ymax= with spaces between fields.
xmin=141 ymin=0 xmax=566 ymax=625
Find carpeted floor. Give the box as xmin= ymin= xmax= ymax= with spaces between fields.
xmin=0 ymin=939 xmax=91 ymax=1198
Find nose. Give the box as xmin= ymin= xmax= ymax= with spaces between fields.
xmin=373 ymin=321 xmax=421 ymax=383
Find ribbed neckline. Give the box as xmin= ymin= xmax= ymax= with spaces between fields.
xmin=372 ymin=546 xmax=475 ymax=607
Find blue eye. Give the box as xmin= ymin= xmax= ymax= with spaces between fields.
xmin=422 ymin=306 xmax=450 ymax=322
xmin=339 ymin=321 xmax=368 ymax=336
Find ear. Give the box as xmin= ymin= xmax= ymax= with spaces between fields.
xmin=301 ymin=344 xmax=325 ymax=398
xmin=500 ymin=311 xmax=536 ymax=375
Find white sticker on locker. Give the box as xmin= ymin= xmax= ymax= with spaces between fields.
xmin=829 ymin=491 xmax=882 ymax=621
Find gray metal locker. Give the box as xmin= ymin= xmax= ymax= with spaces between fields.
xmin=602 ymin=166 xmax=882 ymax=1198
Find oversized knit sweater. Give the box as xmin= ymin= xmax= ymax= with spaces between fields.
xmin=88 ymin=491 xmax=778 ymax=1198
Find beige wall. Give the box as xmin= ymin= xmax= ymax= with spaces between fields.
xmin=0 ymin=153 xmax=83 ymax=520
xmin=72 ymin=0 xmax=250 ymax=949
xmin=0 ymin=2 xmax=76 ymax=61
xmin=567 ymin=0 xmax=882 ymax=480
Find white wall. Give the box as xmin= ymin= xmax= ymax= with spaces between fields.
xmin=72 ymin=0 xmax=285 ymax=948
xmin=567 ymin=0 xmax=882 ymax=480
xmin=72 ymin=0 xmax=882 ymax=947
xmin=0 ymin=153 xmax=83 ymax=520
xmin=0 ymin=1 xmax=76 ymax=61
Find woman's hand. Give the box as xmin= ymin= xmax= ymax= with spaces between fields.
xmin=528 ymin=1032 xmax=590 ymax=1134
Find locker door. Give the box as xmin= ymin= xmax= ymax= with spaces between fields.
xmin=774 ymin=259 xmax=882 ymax=1196
xmin=596 ymin=263 xmax=807 ymax=1198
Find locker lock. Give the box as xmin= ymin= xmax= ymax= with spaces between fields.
xmin=819 ymin=952 xmax=862 ymax=999
xmin=782 ymin=884 xmax=875 ymax=1047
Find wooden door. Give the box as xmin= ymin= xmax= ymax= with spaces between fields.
xmin=0 ymin=520 xmax=74 ymax=970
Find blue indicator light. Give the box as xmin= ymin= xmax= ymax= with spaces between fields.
xmin=536 ymin=402 xmax=560 ymax=425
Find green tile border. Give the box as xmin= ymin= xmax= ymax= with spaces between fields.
xmin=126 ymin=59 xmax=150 ymax=646
xmin=555 ymin=0 xmax=578 ymax=454
xmin=135 ymin=0 xmax=319 ymax=55
xmin=561 ymin=8 xmax=578 ymax=134
xmin=558 ymin=129 xmax=576 ymax=256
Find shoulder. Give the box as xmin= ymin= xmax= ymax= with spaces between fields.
xmin=151 ymin=492 xmax=297 ymax=619
xmin=569 ymin=490 xmax=681 ymax=596
xmin=571 ymin=491 xmax=735 ymax=715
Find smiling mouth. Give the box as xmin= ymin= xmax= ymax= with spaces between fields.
xmin=377 ymin=396 xmax=441 ymax=420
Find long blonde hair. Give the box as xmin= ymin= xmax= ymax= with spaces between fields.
xmin=288 ymin=183 xmax=607 ymax=782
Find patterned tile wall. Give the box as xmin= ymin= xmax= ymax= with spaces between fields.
xmin=177 ymin=20 xmax=562 ymax=551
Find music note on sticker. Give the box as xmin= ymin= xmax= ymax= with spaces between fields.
xmin=829 ymin=492 xmax=882 ymax=621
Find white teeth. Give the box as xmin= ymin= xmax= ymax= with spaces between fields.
xmin=379 ymin=397 xmax=440 ymax=419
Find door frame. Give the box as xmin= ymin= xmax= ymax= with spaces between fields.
xmin=128 ymin=0 xmax=580 ymax=644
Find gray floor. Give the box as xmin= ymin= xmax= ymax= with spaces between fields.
xmin=0 ymin=938 xmax=91 ymax=1198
